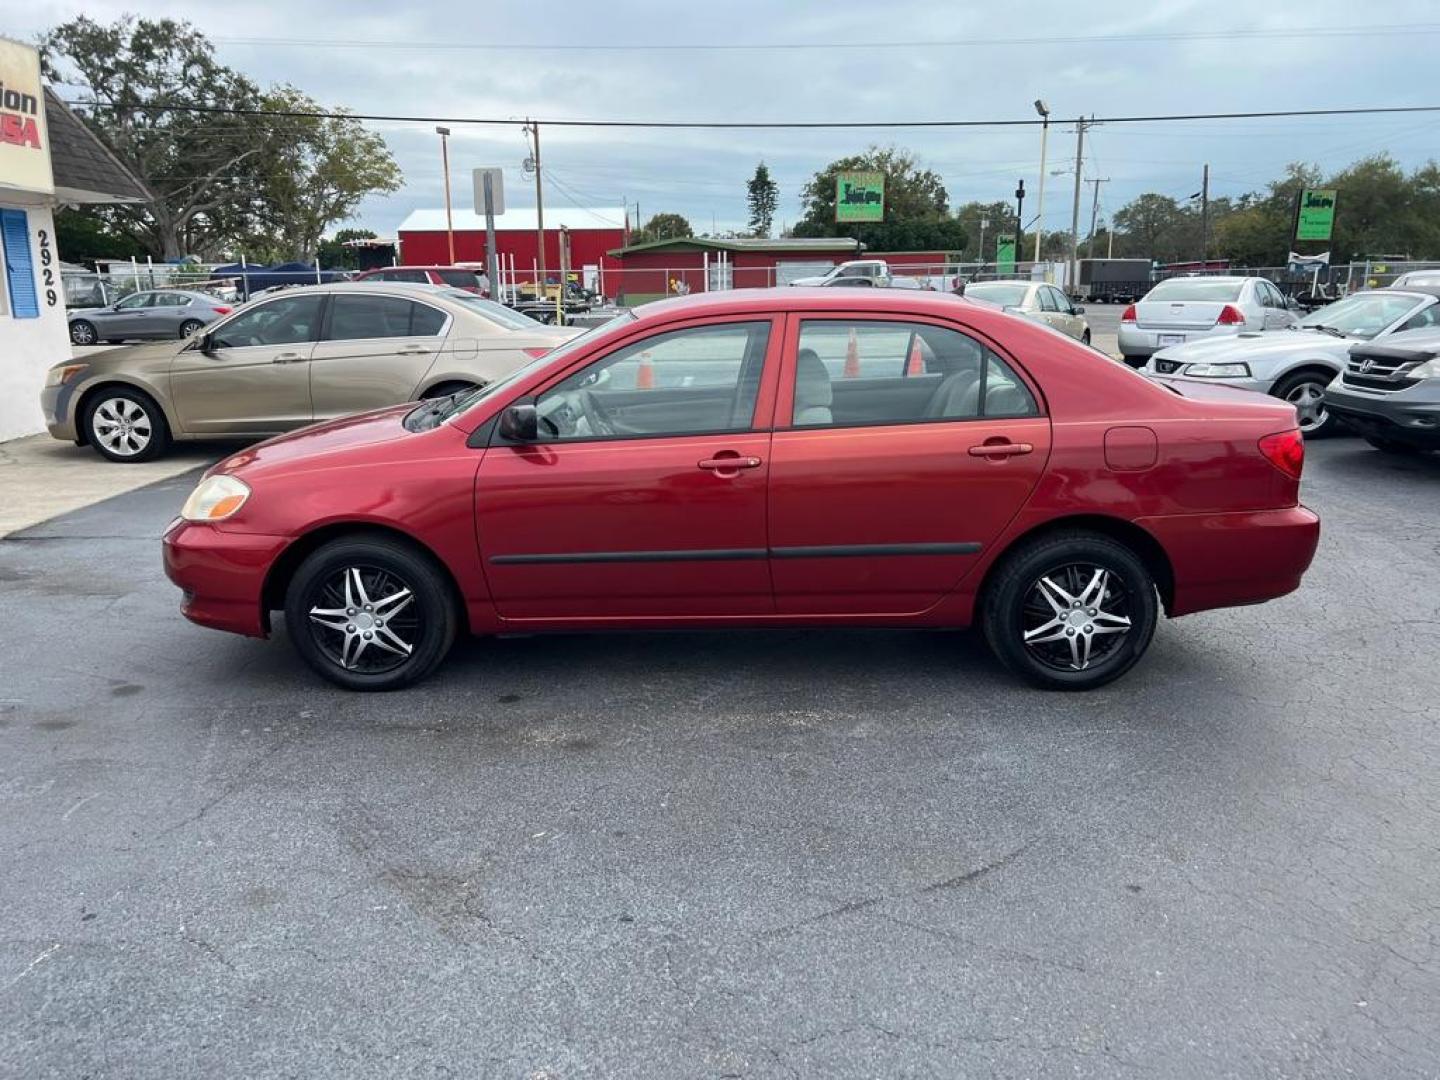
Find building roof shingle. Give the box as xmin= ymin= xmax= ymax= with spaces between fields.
xmin=44 ymin=88 xmax=150 ymax=205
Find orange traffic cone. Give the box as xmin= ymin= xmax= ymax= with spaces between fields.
xmin=905 ymin=335 xmax=925 ymax=376
xmin=843 ymin=328 xmax=861 ymax=378
xmin=636 ymin=351 xmax=655 ymax=390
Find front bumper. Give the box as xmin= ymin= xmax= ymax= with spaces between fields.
xmin=162 ymin=519 xmax=290 ymax=638
xmin=1140 ymin=360 xmax=1273 ymax=395
xmin=1324 ymin=383 xmax=1440 ymax=448
xmin=1136 ymin=505 xmax=1321 ymax=617
xmin=40 ymin=384 xmax=79 ymax=441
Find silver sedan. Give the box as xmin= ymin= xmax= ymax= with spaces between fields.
xmin=1118 ymin=276 xmax=1297 ymax=366
xmin=68 ymin=289 xmax=234 ymax=346
xmin=961 ymin=280 xmax=1091 ymax=344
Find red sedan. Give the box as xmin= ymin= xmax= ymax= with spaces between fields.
xmin=163 ymin=289 xmax=1319 ymax=691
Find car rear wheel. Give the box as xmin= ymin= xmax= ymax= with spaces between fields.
xmin=284 ymin=537 xmax=458 ymax=691
xmin=70 ymin=320 xmax=96 ymax=345
xmin=178 ymin=318 xmax=205 ymax=338
xmin=982 ymin=531 xmax=1158 ymax=690
xmin=1364 ymin=436 xmax=1427 ymax=455
xmin=1273 ymin=370 xmax=1334 ymax=437
xmin=82 ymin=388 xmax=171 ymax=463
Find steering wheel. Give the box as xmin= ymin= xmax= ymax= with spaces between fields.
xmin=579 ymin=390 xmax=617 ymax=436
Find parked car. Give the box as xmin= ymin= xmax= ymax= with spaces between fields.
xmin=353 ymin=266 xmax=487 ymax=294
xmin=68 ymin=290 xmax=233 ymax=346
xmin=1118 ymin=276 xmax=1298 ymax=366
xmin=960 ymin=281 xmax=1091 ymax=344
xmin=1324 ymin=326 xmax=1440 ymax=454
xmin=43 ymin=283 xmax=575 ymax=463
xmin=162 ymin=288 xmax=1319 ymax=693
xmin=1141 ymin=286 xmax=1440 ymax=436
xmin=1391 ymin=269 xmax=1440 ymax=288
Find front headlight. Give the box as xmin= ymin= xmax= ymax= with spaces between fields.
xmin=45 ymin=363 xmax=89 ymax=387
xmin=1185 ymin=362 xmax=1252 ymax=378
xmin=1408 ymin=358 xmax=1440 ymax=379
xmin=180 ymin=474 xmax=251 ymax=522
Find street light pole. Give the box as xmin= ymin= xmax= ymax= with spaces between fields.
xmin=1032 ymin=100 xmax=1050 ymax=265
xmin=1068 ymin=116 xmax=1088 ymax=293
xmin=436 ymin=126 xmax=455 ymax=264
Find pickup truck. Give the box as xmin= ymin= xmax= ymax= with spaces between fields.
xmin=789 ymin=259 xmax=922 ymax=289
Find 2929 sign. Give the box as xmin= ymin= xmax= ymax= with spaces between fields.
xmin=37 ymin=227 xmax=56 ymax=307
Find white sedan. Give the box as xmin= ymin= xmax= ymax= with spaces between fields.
xmin=1118 ymin=276 xmax=1298 ymax=367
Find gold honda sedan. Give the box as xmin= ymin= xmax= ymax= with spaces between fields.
xmin=962 ymin=280 xmax=1092 ymax=346
xmin=42 ymin=282 xmax=578 ymax=462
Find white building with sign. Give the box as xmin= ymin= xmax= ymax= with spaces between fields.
xmin=0 ymin=37 xmax=147 ymax=441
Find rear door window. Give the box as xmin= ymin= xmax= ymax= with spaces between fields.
xmin=436 ymin=269 xmax=480 ymax=288
xmin=326 ymin=295 xmax=416 ymax=340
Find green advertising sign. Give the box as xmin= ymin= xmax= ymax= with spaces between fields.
xmin=1296 ymin=188 xmax=1337 ymax=241
xmin=835 ymin=171 xmax=885 ymax=223
xmin=995 ymin=236 xmax=1016 ymax=274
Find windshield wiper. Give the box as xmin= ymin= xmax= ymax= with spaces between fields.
xmin=1303 ymin=324 xmax=1347 ymax=338
xmin=405 ymin=390 xmax=466 ymax=432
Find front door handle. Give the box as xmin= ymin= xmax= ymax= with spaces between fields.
xmin=698 ymin=455 xmax=762 ymax=472
xmin=272 ymin=352 xmax=307 ymax=364
xmin=968 ymin=441 xmax=1033 ymax=458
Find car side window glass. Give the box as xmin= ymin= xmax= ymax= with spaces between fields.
xmin=386 ymin=269 xmax=428 ymax=283
xmin=1055 ymin=287 xmax=1075 ymax=313
xmin=791 ymin=320 xmax=1038 ymax=428
xmin=1036 ymin=288 xmax=1056 ymax=312
xmin=1399 ymin=304 xmax=1440 ymax=332
xmin=410 ymin=303 xmax=447 ymax=336
xmin=534 ymin=321 xmax=770 ymax=441
xmin=155 ymin=293 xmax=188 ymax=307
xmin=211 ymin=294 xmax=324 ymax=348
xmin=326 ymin=295 xmax=415 ymax=340
xmin=115 ymin=293 xmax=151 ymax=310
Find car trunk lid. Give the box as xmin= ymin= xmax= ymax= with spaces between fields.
xmin=1136 ymin=299 xmax=1235 ymax=331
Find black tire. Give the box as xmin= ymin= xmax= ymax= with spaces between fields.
xmin=981 ymin=531 xmax=1159 ymax=691
xmin=82 ymin=387 xmax=171 ymax=463
xmin=1272 ymin=369 xmax=1335 ymax=437
xmin=421 ymin=380 xmax=476 ymax=400
xmin=283 ymin=536 xmax=458 ymax=691
xmin=69 ymin=320 xmax=97 ymax=346
xmin=178 ymin=318 xmax=205 ymax=339
xmin=1081 ymin=329 xmax=1092 ymax=346
xmin=1364 ymin=436 xmax=1426 ymax=455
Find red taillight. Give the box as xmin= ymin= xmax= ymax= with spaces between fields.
xmin=1216 ymin=304 xmax=1246 ymax=326
xmin=1120 ymin=304 xmax=1137 ymax=323
xmin=1259 ymin=429 xmax=1305 ymax=479
xmin=212 ymin=306 xmax=232 ymax=314
xmin=523 ymin=347 xmax=551 ymax=359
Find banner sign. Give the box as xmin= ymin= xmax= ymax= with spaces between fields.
xmin=0 ymin=39 xmax=53 ymax=196
xmin=995 ymin=236 xmax=1016 ymax=274
xmin=1295 ymin=189 xmax=1337 ymax=242
xmin=835 ymin=171 xmax=885 ymax=223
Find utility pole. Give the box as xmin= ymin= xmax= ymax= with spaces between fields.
xmin=978 ymin=215 xmax=989 ymax=270
xmin=525 ymin=119 xmax=546 ymax=292
xmin=436 ymin=126 xmax=455 ymax=264
xmin=1068 ymin=116 xmax=1090 ymax=292
xmin=1086 ymin=177 xmax=1110 ymax=259
xmin=1200 ymin=163 xmax=1210 ymax=263
xmin=1032 ymin=100 xmax=1051 ymax=263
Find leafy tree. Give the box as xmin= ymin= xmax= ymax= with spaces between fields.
xmin=792 ymin=146 xmax=966 ymax=253
xmin=41 ymin=16 xmax=267 ymax=259
xmin=318 ymin=228 xmax=379 ymax=270
xmin=245 ymin=87 xmax=402 ymax=262
xmin=746 ymin=162 xmax=779 ymax=238
xmin=953 ymin=201 xmax=1016 ymax=263
xmin=53 ymin=208 xmax=146 ymax=263
xmin=633 ymin=212 xmax=693 ymax=243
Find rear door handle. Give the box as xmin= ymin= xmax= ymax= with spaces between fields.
xmin=698 ymin=455 xmax=762 ymax=471
xmin=968 ymin=442 xmax=1033 ymax=458
xmin=272 ymin=352 xmax=307 ymax=364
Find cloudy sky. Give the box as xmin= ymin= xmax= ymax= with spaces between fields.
xmin=8 ymin=0 xmax=1440 ymax=240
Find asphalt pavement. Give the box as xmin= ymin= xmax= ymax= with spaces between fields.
xmin=2 ymin=440 xmax=1438 ymax=1078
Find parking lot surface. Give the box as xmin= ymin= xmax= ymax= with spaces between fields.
xmin=2 ymin=440 xmax=1438 ymax=1078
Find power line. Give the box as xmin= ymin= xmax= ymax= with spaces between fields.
xmin=207 ymin=23 xmax=1440 ymax=52
xmin=71 ymin=101 xmax=1440 ymax=130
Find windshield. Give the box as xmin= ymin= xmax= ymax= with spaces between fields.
xmin=436 ymin=290 xmax=543 ymax=331
xmin=1144 ymin=279 xmax=1244 ymax=303
xmin=964 ymin=283 xmax=1030 ymax=307
xmin=1299 ymin=293 xmax=1422 ymax=339
xmin=409 ymin=310 xmax=638 ymax=429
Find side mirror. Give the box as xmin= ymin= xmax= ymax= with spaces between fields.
xmin=198 ymin=332 xmax=218 ymax=355
xmin=498 ymin=403 xmax=538 ymax=442
xmin=1073 ymin=305 xmax=1086 ymax=314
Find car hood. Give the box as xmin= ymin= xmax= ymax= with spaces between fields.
xmin=789 ymin=275 xmax=832 ymax=287
xmin=1154 ymin=328 xmax=1350 ymax=363
xmin=211 ymin=403 xmax=416 ymax=476
xmin=72 ymin=339 xmax=187 ymax=373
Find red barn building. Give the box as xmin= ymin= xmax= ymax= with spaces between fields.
xmin=396 ymin=206 xmax=627 ymax=290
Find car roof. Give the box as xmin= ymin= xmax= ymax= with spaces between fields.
xmin=1379 ymin=284 xmax=1440 ymax=300
xmin=1151 ymin=275 xmax=1255 ymax=285
xmin=636 ymin=286 xmax=980 ymax=321
xmin=360 ymin=265 xmax=478 ymax=272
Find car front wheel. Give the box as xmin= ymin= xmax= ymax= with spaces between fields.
xmin=1273 ymin=370 xmax=1334 ymax=437
xmin=982 ymin=531 xmax=1159 ymax=690
xmin=83 ymin=388 xmax=171 ymax=463
xmin=284 ymin=536 xmax=459 ymax=691
xmin=70 ymin=320 xmax=96 ymax=345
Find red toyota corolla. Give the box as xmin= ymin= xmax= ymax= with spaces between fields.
xmin=163 ymin=289 xmax=1319 ymax=691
